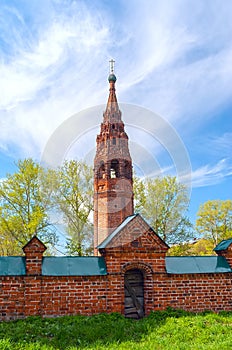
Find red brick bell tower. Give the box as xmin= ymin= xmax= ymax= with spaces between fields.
xmin=94 ymin=60 xmax=134 ymax=253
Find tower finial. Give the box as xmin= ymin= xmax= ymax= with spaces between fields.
xmin=108 ymin=59 xmax=117 ymax=83
xmin=109 ymin=59 xmax=115 ymax=74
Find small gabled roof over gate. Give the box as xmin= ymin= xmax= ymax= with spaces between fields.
xmin=98 ymin=213 xmax=169 ymax=251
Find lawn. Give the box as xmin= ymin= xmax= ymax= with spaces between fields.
xmin=0 ymin=309 xmax=232 ymax=349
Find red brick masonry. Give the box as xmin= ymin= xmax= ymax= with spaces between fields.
xmin=1 ymin=217 xmax=232 ymax=321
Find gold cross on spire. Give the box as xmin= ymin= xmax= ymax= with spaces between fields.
xmin=109 ymin=59 xmax=115 ymax=74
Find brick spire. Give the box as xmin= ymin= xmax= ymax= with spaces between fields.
xmin=104 ymin=60 xmax=121 ymax=121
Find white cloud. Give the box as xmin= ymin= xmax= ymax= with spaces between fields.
xmin=116 ymin=1 xmax=232 ymax=128
xmin=211 ymin=133 xmax=232 ymax=157
xmin=0 ymin=4 xmax=110 ymax=110
xmin=0 ymin=0 xmax=232 ymax=170
xmin=0 ymin=1 xmax=111 ymax=159
xmin=190 ymin=159 xmax=232 ymax=188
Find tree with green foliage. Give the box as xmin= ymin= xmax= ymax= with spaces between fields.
xmin=196 ymin=199 xmax=232 ymax=246
xmin=1 ymin=159 xmax=195 ymax=256
xmin=54 ymin=160 xmax=93 ymax=255
xmin=133 ymin=175 xmax=146 ymax=212
xmin=0 ymin=223 xmax=20 ymax=255
xmin=0 ymin=159 xmax=57 ymax=255
xmin=167 ymin=242 xmax=193 ymax=256
xmin=188 ymin=238 xmax=215 ymax=256
xmin=168 ymin=238 xmax=215 ymax=256
xmin=134 ymin=176 xmax=193 ymax=246
xmin=0 ymin=159 xmax=94 ymax=256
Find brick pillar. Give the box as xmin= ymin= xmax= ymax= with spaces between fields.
xmin=23 ymin=236 xmax=47 ymax=276
xmin=22 ymin=236 xmax=47 ymax=316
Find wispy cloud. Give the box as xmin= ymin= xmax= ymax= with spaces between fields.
xmin=190 ymin=159 xmax=232 ymax=188
xmin=210 ymin=133 xmax=232 ymax=157
xmin=0 ymin=3 xmax=110 ymax=110
xmin=0 ymin=1 xmax=111 ymax=159
xmin=114 ymin=1 xmax=232 ymax=131
xmin=0 ymin=0 xmax=232 ymax=171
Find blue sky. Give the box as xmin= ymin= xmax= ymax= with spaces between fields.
xmin=0 ymin=0 xmax=232 ymax=228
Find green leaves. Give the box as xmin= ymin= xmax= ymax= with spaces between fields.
xmin=1 ymin=158 xmax=230 ymax=257
xmin=134 ymin=175 xmax=193 ymax=245
xmin=0 ymin=159 xmax=58 ymax=255
xmin=54 ymin=160 xmax=93 ymax=256
xmin=0 ymin=159 xmax=94 ymax=256
xmin=196 ymin=200 xmax=232 ymax=246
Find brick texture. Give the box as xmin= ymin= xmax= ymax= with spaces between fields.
xmin=1 ymin=231 xmax=232 ymax=321
xmin=93 ymin=75 xmax=133 ymax=252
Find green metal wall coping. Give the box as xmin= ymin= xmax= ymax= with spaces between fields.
xmin=166 ymin=256 xmax=232 ymax=274
xmin=214 ymin=238 xmax=232 ymax=252
xmin=42 ymin=256 xmax=107 ymax=276
xmin=0 ymin=257 xmax=26 ymax=276
xmin=0 ymin=255 xmax=231 ymax=276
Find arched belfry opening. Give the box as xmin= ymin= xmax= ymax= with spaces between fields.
xmin=98 ymin=161 xmax=105 ymax=179
xmin=110 ymin=159 xmax=119 ymax=178
xmin=93 ymin=60 xmax=134 ymax=253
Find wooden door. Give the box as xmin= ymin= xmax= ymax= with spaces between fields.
xmin=124 ymin=269 xmax=144 ymax=319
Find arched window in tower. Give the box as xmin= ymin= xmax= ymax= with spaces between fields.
xmin=110 ymin=159 xmax=119 ymax=178
xmin=98 ymin=161 xmax=105 ymax=179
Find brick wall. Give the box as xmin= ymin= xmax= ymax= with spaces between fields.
xmin=0 ymin=277 xmax=25 ymax=320
xmin=151 ymin=273 xmax=232 ymax=312
xmin=101 ymin=246 xmax=232 ymax=315
xmin=0 ymin=235 xmax=232 ymax=321
xmin=1 ymin=269 xmax=231 ymax=321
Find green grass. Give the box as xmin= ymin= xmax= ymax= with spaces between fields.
xmin=0 ymin=309 xmax=232 ymax=349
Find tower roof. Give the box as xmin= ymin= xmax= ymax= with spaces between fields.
xmin=104 ymin=60 xmax=121 ymax=121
